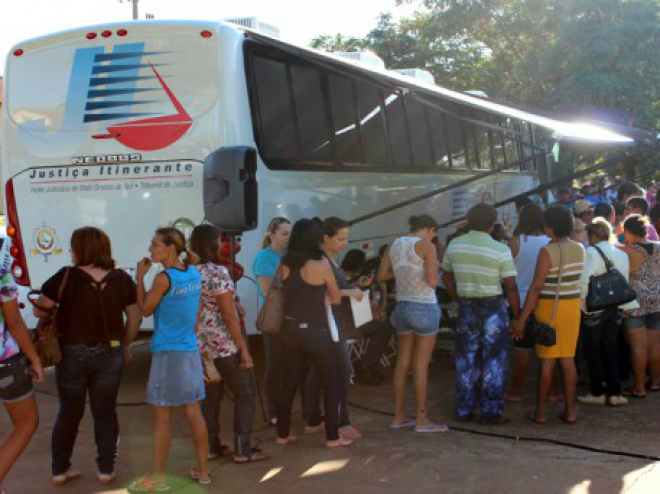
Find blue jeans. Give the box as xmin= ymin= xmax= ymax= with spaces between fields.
xmin=52 ymin=344 xmax=124 ymax=475
xmin=454 ymin=298 xmax=509 ymax=420
xmin=390 ymin=301 xmax=440 ymax=336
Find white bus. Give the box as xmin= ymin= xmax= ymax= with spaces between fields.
xmin=1 ymin=21 xmax=632 ymax=332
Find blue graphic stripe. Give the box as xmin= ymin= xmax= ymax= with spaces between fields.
xmin=88 ymin=88 xmax=158 ymax=99
xmin=64 ymin=46 xmax=105 ymax=129
xmin=89 ymin=76 xmax=156 ymax=87
xmin=83 ymin=112 xmax=156 ymax=123
xmin=94 ymin=51 xmax=163 ymax=62
xmin=92 ymin=64 xmax=162 ymax=74
xmin=85 ymin=100 xmax=160 ymax=110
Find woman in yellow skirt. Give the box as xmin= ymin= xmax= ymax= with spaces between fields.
xmin=513 ymin=207 xmax=585 ymax=424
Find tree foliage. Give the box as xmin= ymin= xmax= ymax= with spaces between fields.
xmin=311 ymin=0 xmax=660 ymax=131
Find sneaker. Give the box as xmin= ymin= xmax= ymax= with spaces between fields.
xmin=577 ymin=393 xmax=606 ymax=405
xmin=608 ymin=395 xmax=628 ymax=406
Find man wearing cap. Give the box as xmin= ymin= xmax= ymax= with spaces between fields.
xmin=572 ymin=200 xmax=594 ymax=246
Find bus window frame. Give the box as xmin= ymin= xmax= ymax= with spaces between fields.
xmin=243 ymin=39 xmax=543 ymax=175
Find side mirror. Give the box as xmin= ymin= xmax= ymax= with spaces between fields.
xmin=203 ymin=146 xmax=258 ymax=231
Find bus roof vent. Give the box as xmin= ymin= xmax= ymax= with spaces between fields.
xmin=334 ymin=51 xmax=386 ymax=70
xmin=392 ymin=68 xmax=435 ymax=85
xmin=225 ymin=17 xmax=281 ymax=38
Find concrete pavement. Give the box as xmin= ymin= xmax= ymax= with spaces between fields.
xmin=2 ymin=341 xmax=659 ymax=494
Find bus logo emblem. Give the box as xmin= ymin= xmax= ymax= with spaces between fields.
xmin=29 ymin=223 xmax=62 ymax=261
xmin=67 ymin=43 xmax=193 ymax=152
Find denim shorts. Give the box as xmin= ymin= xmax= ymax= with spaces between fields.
xmin=390 ymin=301 xmax=440 ymax=336
xmin=0 ymin=353 xmax=34 ymax=403
xmin=624 ymin=312 xmax=660 ymax=331
xmin=146 ymin=351 xmax=205 ymax=406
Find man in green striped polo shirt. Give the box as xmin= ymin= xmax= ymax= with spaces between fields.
xmin=442 ymin=203 xmax=520 ymax=426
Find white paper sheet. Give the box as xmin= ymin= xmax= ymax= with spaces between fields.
xmin=326 ymin=304 xmax=340 ymax=343
xmin=351 ymin=289 xmax=373 ymax=328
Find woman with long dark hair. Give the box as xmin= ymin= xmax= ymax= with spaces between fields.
xmin=35 ymin=227 xmax=140 ymax=486
xmin=276 ymin=219 xmax=349 ymax=448
xmin=190 ymin=224 xmax=271 ymax=463
xmin=620 ymin=215 xmax=660 ymax=396
xmin=506 ymin=204 xmax=549 ymax=402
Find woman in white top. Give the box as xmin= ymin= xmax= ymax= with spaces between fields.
xmin=378 ymin=215 xmax=443 ymax=433
xmin=578 ymin=218 xmax=636 ymax=406
xmin=506 ymin=204 xmax=550 ymax=402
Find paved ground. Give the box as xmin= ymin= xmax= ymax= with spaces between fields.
xmin=2 ymin=340 xmax=660 ymax=494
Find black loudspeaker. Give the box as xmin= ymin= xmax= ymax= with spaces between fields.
xmin=203 ymin=146 xmax=258 ymax=231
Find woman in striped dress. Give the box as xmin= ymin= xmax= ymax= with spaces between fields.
xmin=513 ymin=207 xmax=585 ymax=424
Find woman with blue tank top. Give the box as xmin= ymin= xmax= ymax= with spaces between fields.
xmin=132 ymin=228 xmax=210 ymax=491
xmin=505 ymin=205 xmax=550 ymax=403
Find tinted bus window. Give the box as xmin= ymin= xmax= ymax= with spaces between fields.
xmin=405 ymin=98 xmax=434 ymax=168
xmin=355 ymin=81 xmax=388 ymax=166
xmin=384 ymin=93 xmax=412 ymax=168
xmin=290 ymin=65 xmax=332 ymax=163
xmin=329 ymin=75 xmax=363 ymax=164
xmin=252 ymin=56 xmax=299 ymax=160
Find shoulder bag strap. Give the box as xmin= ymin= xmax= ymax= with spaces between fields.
xmin=271 ymin=262 xmax=283 ymax=290
xmin=593 ymin=245 xmax=614 ymax=271
xmin=550 ymin=244 xmax=564 ymax=326
xmin=57 ymin=267 xmax=71 ymax=305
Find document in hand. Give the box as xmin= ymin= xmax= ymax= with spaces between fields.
xmin=351 ymin=289 xmax=373 ymax=328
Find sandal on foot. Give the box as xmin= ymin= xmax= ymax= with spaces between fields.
xmin=327 ymin=437 xmax=353 ymax=448
xmin=129 ymin=474 xmax=170 ymax=492
xmin=52 ymin=469 xmax=82 ymax=486
xmin=339 ymin=426 xmax=362 ymax=439
xmin=623 ymin=388 xmax=647 ymax=398
xmin=389 ymin=417 xmax=416 ymax=429
xmin=96 ymin=471 xmax=116 ymax=485
xmin=304 ymin=423 xmax=324 ymax=435
xmin=414 ymin=422 xmax=448 ymax=433
xmin=276 ymin=435 xmax=297 ymax=445
xmin=234 ymin=448 xmax=272 ymax=463
xmin=558 ymin=412 xmax=577 ymax=425
xmin=526 ymin=410 xmax=547 ymax=424
xmin=190 ymin=467 xmax=211 ymax=485
xmin=208 ymin=444 xmax=233 ymax=460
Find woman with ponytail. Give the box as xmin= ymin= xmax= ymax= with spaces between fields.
xmin=132 ymin=227 xmax=210 ymax=490
xmin=252 ymin=217 xmax=291 ymax=425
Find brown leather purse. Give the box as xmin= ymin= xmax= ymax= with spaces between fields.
xmin=28 ymin=268 xmax=71 ymax=367
xmin=255 ymin=263 xmax=285 ymax=334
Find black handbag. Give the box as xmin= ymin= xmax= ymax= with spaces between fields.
xmin=517 ymin=243 xmax=564 ymax=349
xmin=586 ymin=246 xmax=637 ymax=312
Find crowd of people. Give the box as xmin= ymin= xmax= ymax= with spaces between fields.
xmin=0 ymin=177 xmax=659 ymax=492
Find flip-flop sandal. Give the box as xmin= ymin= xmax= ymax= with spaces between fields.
xmin=390 ymin=418 xmax=416 ymax=429
xmin=623 ymin=388 xmax=647 ymax=398
xmin=129 ymin=474 xmax=170 ymax=492
xmin=414 ymin=422 xmax=448 ymax=433
xmin=558 ymin=412 xmax=577 ymax=425
xmin=189 ymin=468 xmax=211 ymax=485
xmin=647 ymin=384 xmax=660 ymax=392
xmin=526 ymin=410 xmax=547 ymax=424
xmin=234 ymin=448 xmax=272 ymax=463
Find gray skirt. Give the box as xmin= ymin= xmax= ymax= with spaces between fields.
xmin=146 ymin=351 xmax=205 ymax=406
